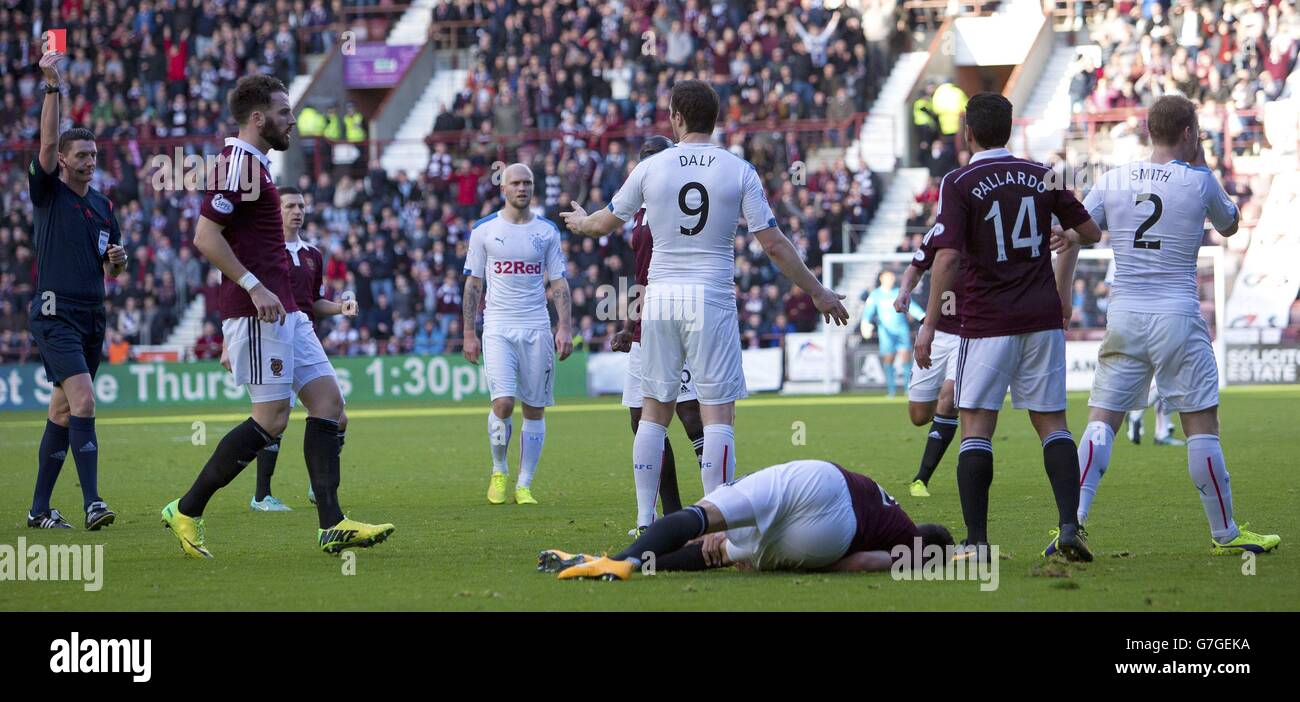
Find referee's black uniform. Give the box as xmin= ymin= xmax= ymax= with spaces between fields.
xmin=27 ymin=158 xmax=121 ymax=383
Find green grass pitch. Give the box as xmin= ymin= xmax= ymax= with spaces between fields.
xmin=1 ymin=387 xmax=1295 ymax=611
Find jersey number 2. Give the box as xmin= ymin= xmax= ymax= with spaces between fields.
xmin=1133 ymin=193 xmax=1162 ymax=250
xmin=678 ymin=182 xmax=709 ymax=236
xmin=985 ymin=196 xmax=1042 ymax=261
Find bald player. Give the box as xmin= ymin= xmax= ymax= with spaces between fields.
xmin=462 ymin=163 xmax=573 ymax=505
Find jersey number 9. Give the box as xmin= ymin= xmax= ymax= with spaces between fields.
xmin=678 ymin=182 xmax=709 ymax=236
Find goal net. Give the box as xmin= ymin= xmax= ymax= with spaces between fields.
xmin=805 ymin=248 xmax=1227 ymax=394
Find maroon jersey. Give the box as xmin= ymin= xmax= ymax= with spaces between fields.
xmin=929 ymin=148 xmax=1089 ymax=338
xmin=908 ymin=227 xmax=961 ymax=336
xmin=286 ymin=240 xmax=324 ymax=321
xmin=199 ymin=138 xmax=299 ymax=320
xmin=629 ymin=208 xmax=653 ymax=343
xmin=834 ymin=465 xmax=918 ymax=555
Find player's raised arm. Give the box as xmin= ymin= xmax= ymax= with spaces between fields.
xmin=37 ymin=51 xmax=64 ymax=175
xmin=563 ymin=154 xmax=650 ymax=236
xmin=1196 ymin=152 xmax=1240 ymax=237
xmin=194 ymin=215 xmax=285 ymax=325
xmin=560 ymin=201 xmax=625 ymax=237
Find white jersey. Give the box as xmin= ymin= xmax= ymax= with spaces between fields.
xmin=1083 ymin=160 xmax=1237 ymax=317
xmin=609 ymin=142 xmax=777 ymax=310
xmin=464 ymin=211 xmax=566 ymax=333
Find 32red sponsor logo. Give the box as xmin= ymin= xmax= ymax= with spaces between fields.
xmin=493 ymin=261 xmax=542 ymax=275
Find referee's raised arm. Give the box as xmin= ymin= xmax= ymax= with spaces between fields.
xmin=37 ymin=50 xmax=64 ymax=176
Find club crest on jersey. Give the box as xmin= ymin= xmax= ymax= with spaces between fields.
xmin=270 ymin=358 xmax=284 ymax=377
xmin=211 ymin=193 xmax=234 ymax=214
xmin=529 ymin=230 xmax=548 ymax=253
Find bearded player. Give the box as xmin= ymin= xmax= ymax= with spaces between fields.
xmin=231 ymin=185 xmax=359 ymax=511
xmin=161 ymin=75 xmax=393 ymax=556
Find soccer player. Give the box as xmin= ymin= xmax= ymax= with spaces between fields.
xmin=26 ymin=49 xmax=124 ymax=530
xmin=234 ymin=185 xmax=359 ymax=511
xmin=860 ymin=269 xmax=923 ymax=398
xmin=539 ymin=459 xmax=954 ymax=579
xmin=1054 ymin=94 xmax=1279 ymax=554
xmin=915 ymin=92 xmax=1103 ymax=561
xmin=893 ymin=237 xmax=961 ymax=498
xmin=561 ymin=80 xmax=849 ymax=503
xmin=462 ymin=163 xmax=572 ymax=505
xmin=161 ymin=75 xmax=393 ymax=557
xmin=589 ymin=135 xmax=706 ymax=534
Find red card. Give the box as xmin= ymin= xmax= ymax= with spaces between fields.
xmin=43 ymin=28 xmax=66 ymax=55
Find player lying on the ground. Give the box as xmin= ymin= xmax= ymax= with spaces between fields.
xmin=26 ymin=49 xmax=125 ymax=531
xmin=1055 ymin=94 xmax=1279 ymax=554
xmin=462 ymin=163 xmax=572 ymax=505
xmin=162 ymin=75 xmax=393 ymax=557
xmin=893 ymin=240 xmax=959 ymax=498
xmin=215 ymin=186 xmax=358 ymax=512
xmin=539 ymin=459 xmax=953 ymax=580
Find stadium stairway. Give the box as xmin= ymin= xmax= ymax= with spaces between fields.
xmin=164 ymin=295 xmax=210 ymax=357
xmin=387 ymin=0 xmax=439 ymax=45
xmin=846 ymin=51 xmax=929 ymax=174
xmin=379 ymin=59 xmax=469 ymax=178
xmin=1009 ymin=44 xmax=1096 ymax=163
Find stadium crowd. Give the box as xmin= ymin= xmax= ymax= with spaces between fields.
xmin=3 ymin=0 xmax=1298 ymax=367
xmin=0 ymin=0 xmax=348 ymax=363
xmin=3 ymin=0 xmax=894 ymax=364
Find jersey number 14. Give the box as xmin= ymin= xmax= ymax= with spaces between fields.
xmin=984 ymin=195 xmax=1042 ymax=261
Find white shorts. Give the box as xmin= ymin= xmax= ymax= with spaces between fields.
xmin=955 ymin=328 xmax=1066 ymax=412
xmin=1089 ymin=310 xmax=1218 ymax=413
xmin=907 ymin=329 xmax=960 ymax=403
xmin=704 ymin=460 xmax=855 ymax=571
xmin=621 ymin=341 xmax=699 ymax=408
xmin=222 ymin=312 xmax=330 ymax=403
xmin=640 ymin=302 xmax=747 ymax=405
xmin=483 ymin=327 xmax=555 ymax=407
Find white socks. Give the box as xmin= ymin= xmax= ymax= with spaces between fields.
xmin=632 ymin=421 xmax=668 ymax=528
xmin=1187 ymin=434 xmax=1238 ymax=542
xmin=517 ymin=418 xmax=545 ymax=489
xmin=1077 ymin=421 xmax=1114 ymax=525
xmin=701 ymin=424 xmax=736 ymax=495
xmin=488 ymin=410 xmax=512 ymax=475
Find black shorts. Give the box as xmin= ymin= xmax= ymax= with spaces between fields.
xmin=29 ymin=306 xmax=107 ymax=385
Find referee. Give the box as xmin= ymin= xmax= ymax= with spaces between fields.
xmin=26 ymin=49 xmax=126 ymax=530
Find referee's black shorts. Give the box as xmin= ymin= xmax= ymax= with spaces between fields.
xmin=29 ymin=304 xmax=107 ymax=385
